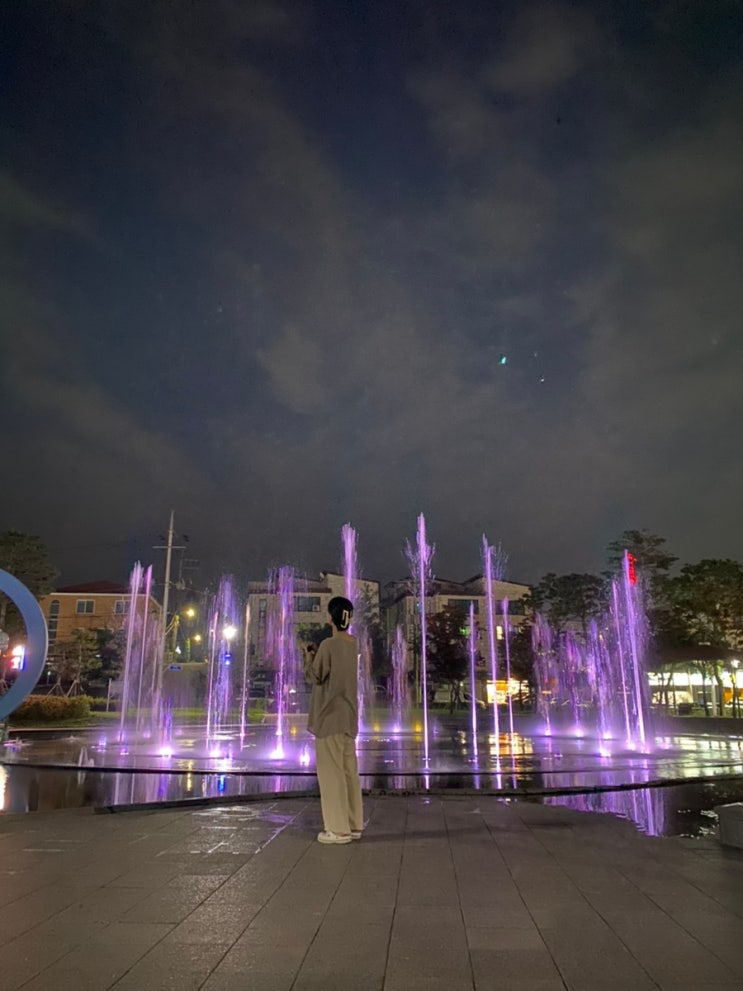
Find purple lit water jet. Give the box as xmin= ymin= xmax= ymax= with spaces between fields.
xmin=118 ymin=563 xmax=162 ymax=741
xmin=205 ymin=576 xmax=239 ymax=743
xmin=482 ymin=537 xmax=506 ymax=750
xmin=532 ymin=551 xmax=652 ymax=751
xmin=468 ymin=602 xmax=478 ymax=757
xmin=239 ymin=602 xmax=251 ymax=742
xmin=391 ymin=625 xmax=410 ymax=729
xmin=406 ymin=514 xmax=434 ymax=764
xmin=266 ymin=566 xmax=300 ymax=758
xmin=502 ymin=598 xmax=516 ymax=741
xmin=341 ymin=524 xmax=373 ymax=725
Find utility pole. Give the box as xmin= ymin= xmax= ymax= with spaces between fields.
xmin=153 ymin=511 xmax=186 ymax=692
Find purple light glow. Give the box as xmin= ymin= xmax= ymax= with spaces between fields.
xmin=391 ymin=624 xmax=410 ymax=727
xmin=118 ymin=563 xmax=161 ymax=742
xmin=482 ymin=536 xmax=501 ymax=753
xmin=532 ymin=550 xmax=652 ymax=749
xmin=468 ymin=602 xmax=478 ymax=758
xmin=341 ymin=524 xmax=374 ymax=726
xmin=267 ymin=566 xmax=300 ymax=753
xmin=405 ymin=514 xmax=435 ymax=764
xmin=205 ymin=577 xmax=239 ymax=744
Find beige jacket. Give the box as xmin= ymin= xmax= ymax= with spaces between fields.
xmin=304 ymin=633 xmax=359 ymax=738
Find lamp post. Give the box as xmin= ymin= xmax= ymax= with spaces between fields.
xmin=222 ymin=625 xmax=237 ymax=666
xmin=190 ymin=633 xmax=202 ymax=663
xmin=732 ymin=659 xmax=740 ymax=719
xmin=182 ymin=606 xmax=196 ymax=661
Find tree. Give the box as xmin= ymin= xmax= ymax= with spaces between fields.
xmin=606 ymin=529 xmax=676 ymax=609
xmin=427 ymin=605 xmax=468 ymax=712
xmin=528 ymin=573 xmax=607 ymax=638
xmin=0 ymin=531 xmax=58 ymax=632
xmin=0 ymin=530 xmax=58 ymax=594
xmin=96 ymin=628 xmax=126 ymax=683
xmin=508 ymin=621 xmax=535 ymax=709
xmin=663 ymin=559 xmax=743 ymax=715
xmin=296 ymin=622 xmax=332 ymax=648
xmin=667 ymin=560 xmax=743 ymax=652
xmin=47 ymin=628 xmax=101 ymax=696
xmin=356 ymin=587 xmax=388 ymax=684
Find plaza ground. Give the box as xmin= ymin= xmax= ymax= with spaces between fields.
xmin=2 ymin=795 xmax=743 ymax=991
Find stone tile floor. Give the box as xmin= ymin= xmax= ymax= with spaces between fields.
xmin=2 ymin=796 xmax=743 ymax=990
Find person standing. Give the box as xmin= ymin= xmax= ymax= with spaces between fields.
xmin=303 ymin=596 xmax=364 ymax=844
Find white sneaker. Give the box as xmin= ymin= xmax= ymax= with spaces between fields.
xmin=350 ymin=831 xmax=362 ymax=840
xmin=317 ymin=830 xmax=352 ymax=844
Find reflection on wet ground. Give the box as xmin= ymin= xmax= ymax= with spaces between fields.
xmin=2 ymin=722 xmax=743 ymax=838
xmin=3 ymin=763 xmax=743 ymax=839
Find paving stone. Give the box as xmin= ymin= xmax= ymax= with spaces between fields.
xmin=108 ymin=939 xmax=229 ymax=990
xmin=204 ymin=936 xmax=308 ymax=991
xmin=4 ymin=795 xmax=743 ymax=991
xmin=294 ymin=920 xmax=390 ymax=990
xmin=0 ymin=932 xmax=81 ymax=991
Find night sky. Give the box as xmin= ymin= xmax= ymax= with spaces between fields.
xmin=3 ymin=1 xmax=743 ymax=591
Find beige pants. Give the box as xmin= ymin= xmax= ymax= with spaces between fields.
xmin=315 ymin=733 xmax=363 ymax=835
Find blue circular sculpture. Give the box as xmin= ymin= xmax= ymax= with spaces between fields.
xmin=0 ymin=569 xmax=48 ymax=722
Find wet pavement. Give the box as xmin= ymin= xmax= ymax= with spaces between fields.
xmin=2 ymin=794 xmax=743 ymax=991
xmin=4 ymin=723 xmax=743 ymax=838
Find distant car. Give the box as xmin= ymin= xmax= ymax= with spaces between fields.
xmin=462 ymin=691 xmax=487 ymax=710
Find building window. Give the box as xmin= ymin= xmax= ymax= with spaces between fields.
xmin=295 ymin=596 xmax=321 ymax=613
xmin=48 ymin=599 xmax=60 ymax=643
xmin=448 ymin=598 xmax=478 ymax=614
xmin=114 ymin=600 xmax=129 ymax=615
xmin=76 ymin=600 xmax=95 ymax=615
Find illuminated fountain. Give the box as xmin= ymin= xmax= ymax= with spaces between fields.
xmin=342 ymin=524 xmax=374 ymax=725
xmin=467 ymin=603 xmax=478 ymax=759
xmin=205 ymin=576 xmax=239 ymax=748
xmin=266 ymin=565 xmax=300 ymax=759
xmin=405 ymin=513 xmax=434 ymax=763
xmin=532 ymin=552 xmax=652 ymax=753
xmin=6 ymin=527 xmax=743 ymax=839
xmin=117 ymin=563 xmax=162 ymax=741
xmin=390 ymin=625 xmax=410 ymax=730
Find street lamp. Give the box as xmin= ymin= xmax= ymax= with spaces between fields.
xmin=181 ymin=607 xmax=197 ymax=661
xmin=221 ymin=625 xmax=238 ymax=669
xmin=188 ymin=632 xmax=203 ymax=663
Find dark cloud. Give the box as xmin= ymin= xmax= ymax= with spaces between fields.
xmin=3 ymin=0 xmax=743 ymax=590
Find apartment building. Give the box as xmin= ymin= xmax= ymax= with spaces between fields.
xmin=246 ymin=572 xmax=381 ymax=666
xmin=38 ymin=581 xmax=162 ymax=645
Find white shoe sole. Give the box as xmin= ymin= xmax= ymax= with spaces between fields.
xmin=317 ymin=831 xmax=352 ymax=844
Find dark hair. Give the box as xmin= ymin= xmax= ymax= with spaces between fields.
xmin=327 ymin=596 xmax=353 ymax=631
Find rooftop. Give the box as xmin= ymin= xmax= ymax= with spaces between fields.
xmin=54 ymin=581 xmax=130 ymax=595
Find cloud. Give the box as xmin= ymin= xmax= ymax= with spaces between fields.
xmin=566 ymin=79 xmax=743 ymax=560
xmin=483 ymin=4 xmax=602 ymax=95
xmin=5 ymin=0 xmax=743 ymax=591
xmin=0 ymin=172 xmax=87 ymax=234
xmin=257 ymin=325 xmax=329 ymax=414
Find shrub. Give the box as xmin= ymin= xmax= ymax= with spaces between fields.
xmin=10 ymin=694 xmax=92 ymax=723
xmin=87 ymin=696 xmax=110 ymax=712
